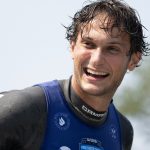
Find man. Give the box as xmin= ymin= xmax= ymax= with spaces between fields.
xmin=0 ymin=0 xmax=149 ymax=150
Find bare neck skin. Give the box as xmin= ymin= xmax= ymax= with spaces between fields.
xmin=71 ymin=75 xmax=115 ymax=112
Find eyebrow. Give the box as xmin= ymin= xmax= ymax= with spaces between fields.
xmin=108 ymin=41 xmax=126 ymax=46
xmin=82 ymin=36 xmax=122 ymax=45
xmin=81 ymin=36 xmax=95 ymax=42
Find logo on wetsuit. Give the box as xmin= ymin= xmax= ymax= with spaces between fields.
xmin=54 ymin=113 xmax=70 ymax=130
xmin=59 ymin=146 xmax=71 ymax=150
xmin=80 ymin=138 xmax=104 ymax=150
xmin=82 ymin=105 xmax=105 ymax=118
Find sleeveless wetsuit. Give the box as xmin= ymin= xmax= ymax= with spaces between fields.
xmin=0 ymin=78 xmax=133 ymax=150
xmin=39 ymin=80 xmax=122 ymax=150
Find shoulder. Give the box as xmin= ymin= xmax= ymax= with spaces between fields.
xmin=0 ymin=86 xmax=46 ymax=118
xmin=116 ymin=110 xmax=134 ymax=150
xmin=0 ymin=86 xmax=47 ymax=150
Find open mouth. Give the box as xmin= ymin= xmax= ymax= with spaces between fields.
xmin=84 ymin=67 xmax=109 ymax=79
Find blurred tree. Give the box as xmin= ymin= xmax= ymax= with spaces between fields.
xmin=114 ymin=57 xmax=150 ymax=142
xmin=114 ymin=57 xmax=150 ymax=117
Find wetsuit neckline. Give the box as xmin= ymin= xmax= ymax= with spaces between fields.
xmin=59 ymin=77 xmax=108 ymax=126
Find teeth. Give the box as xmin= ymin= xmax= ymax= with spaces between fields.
xmin=86 ymin=69 xmax=108 ymax=76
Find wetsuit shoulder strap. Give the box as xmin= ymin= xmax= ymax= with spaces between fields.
xmin=117 ymin=110 xmax=134 ymax=150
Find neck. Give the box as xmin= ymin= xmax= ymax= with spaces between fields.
xmin=76 ymin=91 xmax=111 ymax=112
xmin=71 ymin=77 xmax=113 ymax=112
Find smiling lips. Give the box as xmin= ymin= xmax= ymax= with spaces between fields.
xmin=84 ymin=68 xmax=109 ymax=79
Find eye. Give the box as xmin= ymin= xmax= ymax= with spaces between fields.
xmin=83 ymin=41 xmax=96 ymax=49
xmin=107 ymin=46 xmax=121 ymax=54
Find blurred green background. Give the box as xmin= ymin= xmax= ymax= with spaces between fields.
xmin=114 ymin=56 xmax=150 ymax=147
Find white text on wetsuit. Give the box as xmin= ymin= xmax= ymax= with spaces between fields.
xmin=82 ymin=105 xmax=104 ymax=118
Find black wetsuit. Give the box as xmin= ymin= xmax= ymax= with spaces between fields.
xmin=0 ymin=78 xmax=133 ymax=150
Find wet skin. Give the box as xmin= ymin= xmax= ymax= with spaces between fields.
xmin=70 ymin=14 xmax=140 ymax=111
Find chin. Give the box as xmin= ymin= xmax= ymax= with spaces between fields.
xmin=81 ymin=83 xmax=103 ymax=96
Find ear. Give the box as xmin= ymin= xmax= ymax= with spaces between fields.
xmin=128 ymin=52 xmax=142 ymax=71
xmin=70 ymin=41 xmax=76 ymax=59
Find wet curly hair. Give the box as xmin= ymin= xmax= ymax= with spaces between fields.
xmin=65 ymin=0 xmax=150 ymax=56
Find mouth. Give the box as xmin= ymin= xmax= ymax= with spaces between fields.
xmin=84 ymin=67 xmax=109 ymax=79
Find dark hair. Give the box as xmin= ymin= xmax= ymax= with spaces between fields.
xmin=66 ymin=0 xmax=150 ymax=56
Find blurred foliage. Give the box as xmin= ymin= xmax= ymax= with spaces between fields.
xmin=114 ymin=57 xmax=150 ymax=117
xmin=114 ymin=57 xmax=150 ymax=144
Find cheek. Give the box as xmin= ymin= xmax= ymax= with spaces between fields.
xmin=109 ymin=57 xmax=129 ymax=73
xmin=73 ymin=49 xmax=91 ymax=65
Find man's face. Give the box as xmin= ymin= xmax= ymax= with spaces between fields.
xmin=70 ymin=16 xmax=139 ymax=101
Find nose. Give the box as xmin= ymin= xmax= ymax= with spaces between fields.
xmin=90 ymin=49 xmax=105 ymax=67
